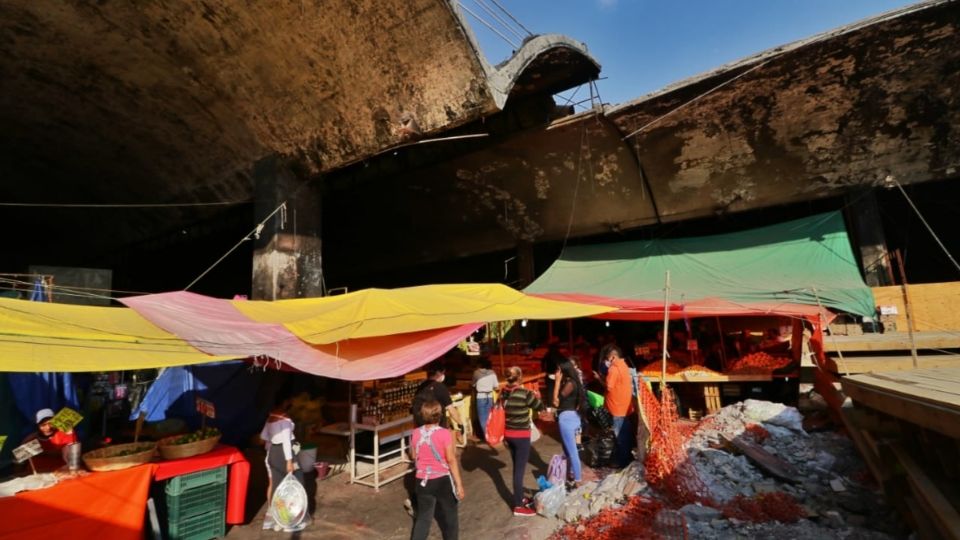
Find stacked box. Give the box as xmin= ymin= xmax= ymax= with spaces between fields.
xmin=164 ymin=466 xmax=227 ymax=540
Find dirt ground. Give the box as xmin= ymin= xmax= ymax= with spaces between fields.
xmin=226 ymin=423 xmax=571 ymax=540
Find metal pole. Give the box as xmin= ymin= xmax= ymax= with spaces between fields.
xmin=660 ymin=271 xmax=671 ymax=390
xmin=893 ymin=249 xmax=920 ymax=368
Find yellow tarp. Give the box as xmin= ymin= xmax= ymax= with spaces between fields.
xmin=0 ymin=297 xmax=233 ymax=372
xmin=231 ymin=283 xmax=615 ymax=344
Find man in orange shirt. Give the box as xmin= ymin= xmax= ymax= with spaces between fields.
xmin=603 ymin=346 xmax=634 ymax=468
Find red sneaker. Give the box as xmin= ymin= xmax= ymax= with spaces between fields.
xmin=513 ymin=506 xmax=537 ymax=517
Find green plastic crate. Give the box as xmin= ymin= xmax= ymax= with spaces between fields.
xmin=165 ymin=466 xmax=228 ymax=496
xmin=166 ymin=480 xmax=226 ymax=523
xmin=167 ymin=509 xmax=225 ymax=540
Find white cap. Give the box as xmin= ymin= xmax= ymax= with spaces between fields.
xmin=35 ymin=408 xmax=55 ymax=424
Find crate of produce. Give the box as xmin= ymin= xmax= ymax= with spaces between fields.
xmin=165 ymin=465 xmax=228 ymax=496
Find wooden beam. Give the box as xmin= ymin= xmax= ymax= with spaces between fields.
xmin=890 ymin=443 xmax=960 ymax=539
xmin=824 ymin=354 xmax=960 ymax=374
xmin=839 ymin=400 xmax=889 ymax=486
xmin=842 ymin=381 xmax=960 ymax=439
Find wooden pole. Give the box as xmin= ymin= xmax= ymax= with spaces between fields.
xmin=134 ymin=411 xmax=146 ymax=443
xmin=715 ymin=316 xmax=727 ymax=371
xmin=893 ymin=249 xmax=920 ymax=368
xmin=499 ymin=338 xmax=505 ymax=375
xmin=660 ymin=271 xmax=671 ymax=391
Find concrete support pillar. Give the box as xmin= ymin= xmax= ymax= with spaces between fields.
xmin=846 ymin=190 xmax=893 ymax=287
xmin=251 ymin=155 xmax=323 ymax=300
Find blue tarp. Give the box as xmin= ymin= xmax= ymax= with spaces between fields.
xmin=132 ymin=362 xmax=267 ymax=447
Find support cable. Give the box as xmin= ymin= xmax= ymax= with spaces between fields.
xmin=184 ymin=202 xmax=287 ymax=291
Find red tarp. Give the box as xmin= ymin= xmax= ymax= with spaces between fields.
xmin=531 ymin=293 xmax=831 ymax=322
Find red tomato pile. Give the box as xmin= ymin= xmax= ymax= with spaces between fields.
xmin=727 ymin=352 xmax=792 ymax=374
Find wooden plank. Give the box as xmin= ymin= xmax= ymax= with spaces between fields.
xmin=841 ymin=381 xmax=960 ymax=439
xmin=848 ymin=374 xmax=960 ymax=407
xmin=873 ymin=282 xmax=960 ymax=333
xmin=890 ymin=443 xmax=960 ymax=540
xmin=824 ymin=355 xmax=960 ymax=374
xmin=824 ymin=332 xmax=960 ymax=353
xmin=722 ymin=434 xmax=799 ymax=483
xmin=894 ymin=373 xmax=960 ymax=395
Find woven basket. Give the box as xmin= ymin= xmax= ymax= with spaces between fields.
xmin=158 ymin=434 xmax=221 ymax=460
xmin=83 ymin=442 xmax=157 ymax=472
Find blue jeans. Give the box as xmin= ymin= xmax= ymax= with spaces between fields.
xmin=475 ymin=396 xmax=493 ymax=438
xmin=611 ymin=416 xmax=634 ymax=468
xmin=558 ymin=411 xmax=582 ymax=481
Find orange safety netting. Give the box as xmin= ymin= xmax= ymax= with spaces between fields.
xmin=641 ymin=384 xmax=715 ymax=508
xmin=721 ymin=492 xmax=803 ymax=523
xmin=550 ymin=496 xmax=669 ymax=540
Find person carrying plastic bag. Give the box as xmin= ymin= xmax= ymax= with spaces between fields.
xmin=260 ymin=395 xmax=308 ymax=532
xmin=410 ymin=400 xmax=465 ymax=540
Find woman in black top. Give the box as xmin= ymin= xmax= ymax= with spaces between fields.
xmin=501 ymin=366 xmax=544 ymax=516
xmin=552 ymin=358 xmax=584 ymax=485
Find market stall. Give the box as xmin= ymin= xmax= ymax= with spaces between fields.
xmin=525 ymin=212 xmax=877 ymax=413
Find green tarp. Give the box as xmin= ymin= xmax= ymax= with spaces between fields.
xmin=526 ymin=212 xmax=875 ymax=318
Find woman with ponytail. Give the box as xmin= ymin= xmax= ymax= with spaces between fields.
xmin=500 ymin=366 xmax=544 ymax=516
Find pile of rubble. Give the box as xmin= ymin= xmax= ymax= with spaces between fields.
xmin=548 ymin=398 xmax=908 ymax=540
xmin=549 ymin=461 xmax=647 ymax=523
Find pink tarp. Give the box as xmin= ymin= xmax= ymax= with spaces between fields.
xmin=120 ymin=292 xmax=479 ymax=381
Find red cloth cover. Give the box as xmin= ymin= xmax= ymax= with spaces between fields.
xmin=0 ymin=465 xmax=154 ymax=540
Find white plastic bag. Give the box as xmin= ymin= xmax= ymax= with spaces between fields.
xmin=270 ymin=472 xmax=308 ymax=529
xmin=530 ymin=420 xmax=541 ymax=443
xmin=534 ymin=483 xmax=566 ymax=518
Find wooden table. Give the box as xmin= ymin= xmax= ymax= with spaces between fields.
xmin=640 ymin=372 xmax=794 ymax=414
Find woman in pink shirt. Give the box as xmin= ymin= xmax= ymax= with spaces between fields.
xmin=410 ymin=400 xmax=465 ymax=540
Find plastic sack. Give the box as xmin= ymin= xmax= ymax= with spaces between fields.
xmin=530 ymin=420 xmax=541 ymax=443
xmin=270 ymin=472 xmax=308 ymax=529
xmin=534 ymin=483 xmax=566 ymax=518
xmin=586 ymin=390 xmax=605 ymax=409
xmin=485 ymin=403 xmax=505 ymax=446
xmin=548 ymin=454 xmax=567 ymax=486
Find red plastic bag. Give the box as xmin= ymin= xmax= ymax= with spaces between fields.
xmin=485 ymin=403 xmax=505 ymax=446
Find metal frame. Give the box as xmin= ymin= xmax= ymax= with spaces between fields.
xmin=348 ymin=404 xmax=414 ymax=491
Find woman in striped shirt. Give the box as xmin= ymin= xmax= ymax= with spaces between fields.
xmin=501 ymin=366 xmax=544 ymax=516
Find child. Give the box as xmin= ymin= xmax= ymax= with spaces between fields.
xmin=410 ymin=400 xmax=465 ymax=540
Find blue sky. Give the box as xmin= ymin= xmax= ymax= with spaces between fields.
xmin=462 ymin=0 xmax=918 ymax=106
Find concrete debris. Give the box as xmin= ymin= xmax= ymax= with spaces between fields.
xmin=680 ymin=503 xmax=722 ymax=521
xmin=676 ymin=399 xmax=905 ymax=539
xmin=740 ymin=399 xmax=806 ymax=432
xmin=556 ymin=460 xmax=648 ymax=523
xmin=548 ymin=399 xmax=903 ymax=539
